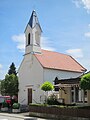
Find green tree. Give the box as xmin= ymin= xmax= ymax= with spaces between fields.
xmin=80 ymin=73 xmax=90 ymax=90
xmin=41 ymin=81 xmax=54 ymax=92
xmin=1 ymin=63 xmax=19 ymax=96
xmin=8 ymin=62 xmax=17 ymax=75
xmin=41 ymin=81 xmax=54 ymax=104
xmin=1 ymin=74 xmax=19 ymax=96
xmin=1 ymin=80 xmax=6 ymax=95
xmin=80 ymin=73 xmax=90 ymax=104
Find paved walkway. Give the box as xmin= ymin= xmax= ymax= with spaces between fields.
xmin=0 ymin=112 xmax=47 ymax=120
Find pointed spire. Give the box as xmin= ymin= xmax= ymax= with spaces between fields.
xmin=28 ymin=10 xmax=42 ymax=31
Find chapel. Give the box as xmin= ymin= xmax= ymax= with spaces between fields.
xmin=18 ymin=10 xmax=86 ymax=105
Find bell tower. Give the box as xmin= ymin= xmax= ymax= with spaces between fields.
xmin=24 ymin=10 xmax=42 ymax=54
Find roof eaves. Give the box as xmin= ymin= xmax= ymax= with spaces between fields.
xmin=43 ymin=66 xmax=85 ymax=73
xmin=69 ymin=55 xmax=87 ymax=72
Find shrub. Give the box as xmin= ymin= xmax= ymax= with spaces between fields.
xmin=12 ymin=103 xmax=20 ymax=109
xmin=77 ymin=106 xmax=90 ymax=109
xmin=2 ymin=101 xmax=8 ymax=108
xmin=29 ymin=103 xmax=48 ymax=106
xmin=47 ymin=94 xmax=61 ymax=105
xmin=41 ymin=81 xmax=54 ymax=104
xmin=80 ymin=73 xmax=90 ymax=90
xmin=41 ymin=81 xmax=54 ymax=92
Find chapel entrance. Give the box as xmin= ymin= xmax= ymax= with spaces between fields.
xmin=28 ymin=88 xmax=32 ymax=104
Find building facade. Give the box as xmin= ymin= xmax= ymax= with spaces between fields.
xmin=18 ymin=10 xmax=86 ymax=105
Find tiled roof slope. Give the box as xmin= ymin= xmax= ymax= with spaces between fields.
xmin=34 ymin=50 xmax=86 ymax=73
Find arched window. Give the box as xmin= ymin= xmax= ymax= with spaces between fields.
xmin=54 ymin=77 xmax=59 ymax=91
xmin=28 ymin=33 xmax=30 ymax=45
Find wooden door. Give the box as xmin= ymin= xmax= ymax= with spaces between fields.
xmin=28 ymin=88 xmax=32 ymax=104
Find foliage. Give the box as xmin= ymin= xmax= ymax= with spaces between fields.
xmin=1 ymin=80 xmax=6 ymax=95
xmin=30 ymin=103 xmax=90 ymax=109
xmin=1 ymin=74 xmax=19 ymax=96
xmin=0 ymin=62 xmax=18 ymax=96
xmin=8 ymin=62 xmax=17 ymax=75
xmin=12 ymin=103 xmax=20 ymax=109
xmin=29 ymin=103 xmax=48 ymax=106
xmin=47 ymin=94 xmax=61 ymax=105
xmin=41 ymin=81 xmax=54 ymax=92
xmin=2 ymin=101 xmax=8 ymax=108
xmin=77 ymin=106 xmax=90 ymax=109
xmin=80 ymin=73 xmax=90 ymax=90
xmin=41 ymin=81 xmax=54 ymax=104
xmin=29 ymin=103 xmax=76 ymax=108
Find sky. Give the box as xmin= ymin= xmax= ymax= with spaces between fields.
xmin=0 ymin=0 xmax=90 ymax=79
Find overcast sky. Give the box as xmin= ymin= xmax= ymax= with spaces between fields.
xmin=0 ymin=0 xmax=90 ymax=79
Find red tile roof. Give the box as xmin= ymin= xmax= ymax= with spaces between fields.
xmin=34 ymin=50 xmax=86 ymax=73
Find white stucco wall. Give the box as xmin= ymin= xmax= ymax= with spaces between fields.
xmin=43 ymin=68 xmax=83 ymax=84
xmin=18 ymin=54 xmax=44 ymax=105
xmin=18 ymin=55 xmax=83 ymax=105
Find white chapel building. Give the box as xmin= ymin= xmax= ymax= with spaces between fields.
xmin=18 ymin=10 xmax=86 ymax=105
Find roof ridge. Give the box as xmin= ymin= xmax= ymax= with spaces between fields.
xmin=41 ymin=49 xmax=70 ymax=57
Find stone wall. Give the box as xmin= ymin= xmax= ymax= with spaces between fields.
xmin=29 ymin=105 xmax=90 ymax=119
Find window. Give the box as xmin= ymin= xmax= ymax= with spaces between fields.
xmin=71 ymin=86 xmax=79 ymax=103
xmin=54 ymin=77 xmax=59 ymax=91
xmin=84 ymin=90 xmax=87 ymax=102
xmin=75 ymin=87 xmax=79 ymax=102
xmin=28 ymin=33 xmax=30 ymax=45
